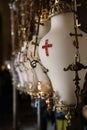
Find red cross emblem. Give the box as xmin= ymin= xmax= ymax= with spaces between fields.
xmin=42 ymin=39 xmax=52 ymax=56
xmin=23 ymin=52 xmax=27 ymax=61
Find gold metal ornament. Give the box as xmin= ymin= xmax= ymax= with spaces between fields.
xmin=49 ymin=0 xmax=72 ymax=18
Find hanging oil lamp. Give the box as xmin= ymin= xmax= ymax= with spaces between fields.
xmin=39 ymin=0 xmax=87 ymax=108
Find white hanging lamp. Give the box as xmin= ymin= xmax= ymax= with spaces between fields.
xmin=14 ymin=52 xmax=25 ymax=90
xmin=27 ymin=9 xmax=53 ymax=98
xmin=39 ymin=0 xmax=87 ymax=106
xmin=19 ymin=41 xmax=38 ymax=95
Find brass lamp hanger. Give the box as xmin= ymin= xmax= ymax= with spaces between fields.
xmin=64 ymin=0 xmax=87 ymax=112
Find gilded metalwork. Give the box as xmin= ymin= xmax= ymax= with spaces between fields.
xmin=40 ymin=9 xmax=49 ymax=22
xmin=49 ymin=0 xmax=72 ymax=18
xmin=64 ymin=0 xmax=87 ymax=113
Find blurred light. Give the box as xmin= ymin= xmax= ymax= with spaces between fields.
xmin=7 ymin=64 xmax=11 ymax=70
xmin=5 ymin=60 xmax=12 ymax=70
xmin=1 ymin=65 xmax=5 ymax=71
xmin=37 ymin=81 xmax=42 ymax=91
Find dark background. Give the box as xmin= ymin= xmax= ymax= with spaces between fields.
xmin=0 ymin=0 xmax=11 ymax=67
